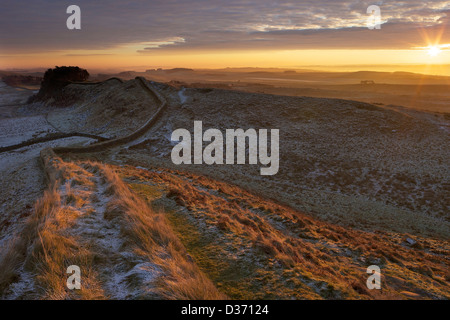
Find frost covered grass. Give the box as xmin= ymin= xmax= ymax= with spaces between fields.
xmin=0 ymin=150 xmax=225 ymax=299
xmin=99 ymin=163 xmax=226 ymax=299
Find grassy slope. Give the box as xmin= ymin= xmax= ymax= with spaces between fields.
xmin=1 ymin=150 xmax=448 ymax=299
xmin=120 ymin=164 xmax=449 ymax=300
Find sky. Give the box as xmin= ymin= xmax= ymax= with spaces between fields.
xmin=0 ymin=0 xmax=449 ymax=73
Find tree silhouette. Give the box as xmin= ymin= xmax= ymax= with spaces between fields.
xmin=30 ymin=66 xmax=89 ymax=103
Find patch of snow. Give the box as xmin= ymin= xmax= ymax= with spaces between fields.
xmin=178 ymin=87 xmax=188 ymax=104
xmin=135 ymin=166 xmax=149 ymax=171
xmin=2 ymin=268 xmax=35 ymax=300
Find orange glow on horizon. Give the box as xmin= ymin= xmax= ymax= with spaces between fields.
xmin=1 ymin=47 xmax=449 ymax=75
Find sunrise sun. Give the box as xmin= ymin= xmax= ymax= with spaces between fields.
xmin=427 ymin=45 xmax=441 ymax=57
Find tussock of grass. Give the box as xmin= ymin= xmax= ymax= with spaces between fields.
xmin=0 ymin=186 xmax=104 ymax=299
xmin=0 ymin=238 xmax=26 ymax=295
xmin=99 ymin=165 xmax=226 ymax=299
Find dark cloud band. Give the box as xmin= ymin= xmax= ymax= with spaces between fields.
xmin=0 ymin=0 xmax=448 ymax=53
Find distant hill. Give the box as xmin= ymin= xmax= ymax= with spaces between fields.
xmin=1 ymin=74 xmax=42 ymax=87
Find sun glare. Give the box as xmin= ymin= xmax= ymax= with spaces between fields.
xmin=427 ymin=46 xmax=441 ymax=57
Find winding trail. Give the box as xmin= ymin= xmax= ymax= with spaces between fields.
xmin=53 ymin=77 xmax=167 ymax=153
xmin=0 ymin=77 xmax=167 ymax=154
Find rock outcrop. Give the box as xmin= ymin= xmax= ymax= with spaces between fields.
xmin=28 ymin=66 xmax=89 ymax=105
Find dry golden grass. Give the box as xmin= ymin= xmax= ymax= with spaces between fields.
xmin=2 ymin=152 xmax=226 ymax=299
xmin=98 ymin=164 xmax=227 ymax=299
xmin=118 ymin=165 xmax=450 ymax=300
xmin=0 ymin=186 xmax=105 ymax=299
xmin=3 ymin=148 xmax=447 ymax=300
xmin=27 ymin=189 xmax=104 ymax=300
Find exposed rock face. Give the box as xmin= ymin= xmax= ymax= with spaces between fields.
xmin=28 ymin=66 xmax=89 ymax=105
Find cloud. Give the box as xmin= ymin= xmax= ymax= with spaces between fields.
xmin=64 ymin=53 xmax=116 ymax=56
xmin=0 ymin=0 xmax=448 ymax=54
